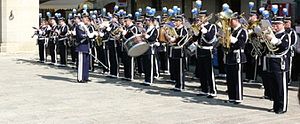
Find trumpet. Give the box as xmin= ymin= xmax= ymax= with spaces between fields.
xmin=190 ymin=13 xmax=213 ymax=35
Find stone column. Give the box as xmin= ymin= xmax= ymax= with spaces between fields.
xmin=0 ymin=0 xmax=39 ymax=53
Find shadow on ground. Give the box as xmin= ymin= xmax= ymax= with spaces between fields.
xmin=16 ymin=58 xmax=298 ymax=113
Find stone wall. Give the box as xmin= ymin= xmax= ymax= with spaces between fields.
xmin=0 ymin=0 xmax=39 ymax=53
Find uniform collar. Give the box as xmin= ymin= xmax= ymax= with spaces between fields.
xmin=147 ymin=25 xmax=155 ymax=32
xmin=275 ymin=29 xmax=285 ymax=35
xmin=233 ymin=24 xmax=241 ymax=31
xmin=176 ymin=25 xmax=183 ymax=29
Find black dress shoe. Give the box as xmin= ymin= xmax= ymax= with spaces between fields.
xmin=196 ymin=93 xmax=207 ymax=96
xmin=275 ymin=111 xmax=286 ymax=114
xmin=268 ymin=108 xmax=274 ymax=112
xmin=207 ymin=95 xmax=216 ymax=98
xmin=170 ymin=88 xmax=181 ymax=92
xmin=87 ymin=79 xmax=92 ymax=82
xmin=77 ymin=80 xmax=86 ymax=83
xmin=233 ymin=102 xmax=241 ymax=105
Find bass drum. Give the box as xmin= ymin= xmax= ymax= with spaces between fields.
xmin=124 ymin=34 xmax=150 ymax=57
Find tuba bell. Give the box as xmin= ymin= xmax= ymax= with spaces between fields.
xmin=216 ymin=10 xmax=233 ymax=50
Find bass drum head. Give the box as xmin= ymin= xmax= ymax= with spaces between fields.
xmin=128 ymin=42 xmax=150 ymax=57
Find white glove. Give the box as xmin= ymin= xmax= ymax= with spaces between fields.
xmin=201 ymin=27 xmax=208 ymax=34
xmin=99 ymin=32 xmax=104 ymax=37
xmin=230 ymin=36 xmax=238 ymax=44
xmin=270 ymin=36 xmax=280 ymax=45
xmin=93 ymin=32 xmax=98 ymax=36
xmin=194 ymin=30 xmax=200 ymax=36
xmin=122 ymin=30 xmax=127 ymax=36
xmin=72 ymin=30 xmax=76 ymax=35
xmin=144 ymin=34 xmax=150 ymax=39
xmin=248 ymin=30 xmax=253 ymax=34
xmin=106 ymin=27 xmax=112 ymax=32
xmin=154 ymin=42 xmax=160 ymax=46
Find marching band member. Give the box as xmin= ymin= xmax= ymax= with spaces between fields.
xmin=37 ymin=19 xmax=50 ymax=63
xmin=86 ymin=15 xmax=97 ymax=71
xmin=284 ymin=16 xmax=298 ymax=84
xmin=67 ymin=15 xmax=78 ymax=65
xmin=96 ymin=15 xmax=110 ymax=74
xmin=57 ymin=17 xmax=69 ymax=67
xmin=266 ymin=16 xmax=291 ymax=114
xmin=157 ymin=14 xmax=170 ymax=76
xmin=141 ymin=12 xmax=159 ymax=86
xmin=73 ymin=13 xmax=94 ymax=83
xmin=121 ymin=14 xmax=138 ymax=81
xmin=135 ymin=17 xmax=145 ymax=76
xmin=48 ymin=17 xmax=59 ymax=65
xmin=224 ymin=13 xmax=248 ymax=104
xmin=106 ymin=14 xmax=121 ymax=78
xmin=194 ymin=10 xmax=218 ymax=98
xmin=166 ymin=15 xmax=188 ymax=92
xmin=244 ymin=10 xmax=258 ymax=82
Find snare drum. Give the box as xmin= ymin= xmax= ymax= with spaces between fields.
xmin=186 ymin=42 xmax=197 ymax=56
xmin=124 ymin=34 xmax=150 ymax=57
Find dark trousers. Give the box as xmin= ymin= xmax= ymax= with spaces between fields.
xmin=77 ymin=52 xmax=89 ymax=81
xmin=136 ymin=56 xmax=144 ymax=74
xmin=123 ymin=52 xmax=134 ymax=80
xmin=48 ymin=39 xmax=57 ymax=63
xmin=57 ymin=41 xmax=67 ymax=65
xmin=169 ymin=57 xmax=175 ymax=81
xmin=244 ymin=43 xmax=255 ymax=80
xmin=107 ymin=41 xmax=119 ymax=76
xmin=158 ymin=50 xmax=168 ymax=72
xmin=38 ymin=40 xmax=46 ymax=62
xmin=291 ymin=53 xmax=300 ymax=81
xmin=269 ymin=71 xmax=288 ymax=113
xmin=96 ymin=44 xmax=109 ymax=73
xmin=197 ymin=56 xmax=217 ymax=95
xmin=170 ymin=57 xmax=185 ymax=89
xmin=89 ymin=46 xmax=96 ymax=71
xmin=217 ymin=46 xmax=226 ymax=74
xmin=69 ymin=45 xmax=77 ymax=63
xmin=258 ymin=65 xmax=272 ymax=98
xmin=244 ymin=56 xmax=255 ymax=80
xmin=226 ymin=64 xmax=243 ymax=102
xmin=143 ymin=53 xmax=157 ymax=83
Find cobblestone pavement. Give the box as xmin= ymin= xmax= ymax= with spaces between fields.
xmin=0 ymin=53 xmax=299 ymax=124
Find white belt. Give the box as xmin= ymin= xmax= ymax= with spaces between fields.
xmin=266 ymin=54 xmax=284 ymax=58
xmin=38 ymin=38 xmax=46 ymax=40
xmin=58 ymin=37 xmax=68 ymax=41
xmin=197 ymin=45 xmax=213 ymax=50
xmin=233 ymin=49 xmax=244 ymax=53
xmin=50 ymin=36 xmax=58 ymax=39
xmin=171 ymin=46 xmax=183 ymax=49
